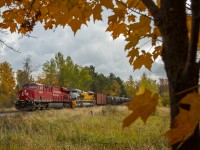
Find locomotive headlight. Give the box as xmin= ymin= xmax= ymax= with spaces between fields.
xmin=23 ymin=89 xmax=28 ymax=96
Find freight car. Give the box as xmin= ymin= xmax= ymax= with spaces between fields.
xmin=94 ymin=93 xmax=131 ymax=105
xmin=15 ymin=82 xmax=131 ymax=111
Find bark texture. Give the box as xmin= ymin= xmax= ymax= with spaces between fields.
xmin=159 ymin=0 xmax=200 ymax=149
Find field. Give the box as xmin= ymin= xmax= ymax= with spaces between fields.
xmin=0 ymin=105 xmax=170 ymax=150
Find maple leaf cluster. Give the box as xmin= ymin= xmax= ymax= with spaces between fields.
xmin=0 ymin=0 xmax=162 ymax=70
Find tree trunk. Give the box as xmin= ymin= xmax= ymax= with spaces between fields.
xmin=158 ymin=0 xmax=200 ymax=149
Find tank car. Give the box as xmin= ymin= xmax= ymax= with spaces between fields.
xmin=106 ymin=95 xmax=131 ymax=105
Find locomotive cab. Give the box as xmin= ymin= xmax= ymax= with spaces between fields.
xmin=16 ymin=83 xmax=41 ymax=110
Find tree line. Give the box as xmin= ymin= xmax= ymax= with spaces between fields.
xmin=0 ymin=52 xmax=169 ymax=108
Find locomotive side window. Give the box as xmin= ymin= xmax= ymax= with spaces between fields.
xmin=29 ymin=85 xmax=37 ymax=89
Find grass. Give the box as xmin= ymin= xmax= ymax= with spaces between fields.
xmin=0 ymin=105 xmax=170 ymax=150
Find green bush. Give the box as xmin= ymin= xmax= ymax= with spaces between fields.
xmin=160 ymin=92 xmax=170 ymax=107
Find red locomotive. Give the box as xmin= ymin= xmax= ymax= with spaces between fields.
xmin=16 ymin=82 xmax=71 ymax=110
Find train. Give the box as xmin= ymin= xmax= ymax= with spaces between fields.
xmin=15 ymin=82 xmax=131 ymax=111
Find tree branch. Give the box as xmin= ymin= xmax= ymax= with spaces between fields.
xmin=0 ymin=39 xmax=20 ymax=53
xmin=183 ymin=0 xmax=200 ymax=75
xmin=117 ymin=0 xmax=154 ymax=21
xmin=141 ymin=0 xmax=160 ymax=20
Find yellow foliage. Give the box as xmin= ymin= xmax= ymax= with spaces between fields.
xmin=136 ymin=86 xmax=145 ymax=95
xmin=123 ymin=89 xmax=158 ymax=128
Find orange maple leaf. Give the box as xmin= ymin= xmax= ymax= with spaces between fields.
xmin=68 ymin=19 xmax=82 ymax=33
xmin=100 ymin=0 xmax=114 ymax=9
xmin=152 ymin=46 xmax=162 ymax=60
xmin=123 ymin=89 xmax=158 ymax=128
xmin=165 ymin=93 xmax=200 ymax=146
xmin=127 ymin=47 xmax=139 ymax=64
xmin=133 ymin=52 xmax=153 ymax=70
xmin=92 ymin=4 xmax=103 ymax=21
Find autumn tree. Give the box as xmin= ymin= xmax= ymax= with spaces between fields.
xmin=38 ymin=58 xmax=58 ymax=86
xmin=158 ymin=78 xmax=169 ymax=106
xmin=124 ymin=75 xmax=136 ymax=98
xmin=0 ymin=61 xmax=16 ymax=107
xmin=0 ymin=0 xmax=199 ymax=149
xmin=137 ymin=74 xmax=159 ymax=94
xmin=115 ymin=77 xmax=127 ymax=96
xmin=75 ymin=66 xmax=93 ymax=90
xmin=40 ymin=53 xmax=93 ymax=90
xmin=158 ymin=78 xmax=168 ymax=94
xmin=16 ymin=56 xmax=35 ymax=89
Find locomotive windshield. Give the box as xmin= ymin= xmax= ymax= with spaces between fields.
xmin=23 ymin=85 xmax=38 ymax=89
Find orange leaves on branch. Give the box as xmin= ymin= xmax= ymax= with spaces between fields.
xmin=147 ymin=27 xmax=161 ymax=46
xmin=165 ymin=93 xmax=200 ymax=146
xmin=0 ymin=0 xmax=12 ymax=7
xmin=152 ymin=46 xmax=162 ymax=60
xmin=128 ymin=15 xmax=151 ymax=38
xmin=128 ymin=14 xmax=136 ymax=23
xmin=125 ymin=35 xmax=139 ymax=50
xmin=0 ymin=0 xmax=95 ymax=34
xmin=68 ymin=19 xmax=83 ymax=33
xmin=133 ymin=52 xmax=153 ymax=70
xmin=100 ymin=0 xmax=114 ymax=10
xmin=0 ymin=0 xmax=162 ymax=71
xmin=124 ymin=15 xmax=160 ymax=70
xmin=127 ymin=0 xmax=146 ymax=12
xmin=123 ymin=89 xmax=159 ymax=128
xmin=127 ymin=48 xmax=139 ymax=64
xmin=92 ymin=4 xmax=103 ymax=21
xmin=106 ymin=23 xmax=128 ymax=39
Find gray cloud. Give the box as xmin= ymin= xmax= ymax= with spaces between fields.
xmin=1 ymin=19 xmax=166 ymax=81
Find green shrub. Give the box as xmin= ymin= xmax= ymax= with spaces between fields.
xmin=160 ymin=92 xmax=170 ymax=107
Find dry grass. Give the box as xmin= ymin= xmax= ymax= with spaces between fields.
xmin=0 ymin=105 xmax=170 ymax=150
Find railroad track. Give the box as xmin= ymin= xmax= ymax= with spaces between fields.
xmin=0 ymin=110 xmax=20 ymax=117
xmin=0 ymin=109 xmax=48 ymax=117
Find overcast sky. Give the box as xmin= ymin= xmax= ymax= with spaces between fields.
xmin=0 ymin=16 xmax=166 ymax=81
